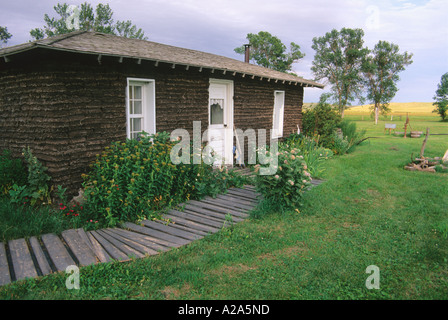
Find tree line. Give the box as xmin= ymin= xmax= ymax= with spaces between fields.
xmin=235 ymin=29 xmax=416 ymax=124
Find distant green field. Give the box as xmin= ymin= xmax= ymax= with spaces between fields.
xmin=345 ymin=115 xmax=448 ymax=137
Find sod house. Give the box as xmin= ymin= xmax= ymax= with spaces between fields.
xmin=0 ymin=31 xmax=323 ymax=196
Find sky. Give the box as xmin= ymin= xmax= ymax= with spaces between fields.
xmin=1 ymin=0 xmax=447 ymax=103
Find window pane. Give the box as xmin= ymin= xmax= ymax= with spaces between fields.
xmin=134 ymin=86 xmax=142 ymax=100
xmin=133 ymin=101 xmax=142 ymax=114
xmin=129 ymin=86 xmax=133 ymax=100
xmin=132 ymin=118 xmax=142 ymax=132
xmin=210 ymin=99 xmax=224 ymax=125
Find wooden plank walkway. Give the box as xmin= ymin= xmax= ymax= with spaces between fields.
xmin=0 ymin=180 xmax=324 ymax=286
xmin=0 ymin=186 xmax=261 ymax=286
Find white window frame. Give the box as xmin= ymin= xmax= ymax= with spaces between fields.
xmin=126 ymin=78 xmax=156 ymax=139
xmin=272 ymin=90 xmax=285 ymax=139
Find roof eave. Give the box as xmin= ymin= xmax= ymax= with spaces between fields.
xmin=1 ymin=39 xmax=324 ymax=89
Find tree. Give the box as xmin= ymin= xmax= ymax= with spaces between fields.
xmin=234 ymin=31 xmax=304 ymax=73
xmin=0 ymin=26 xmax=12 ymax=47
xmin=311 ymin=28 xmax=369 ymax=118
xmin=432 ymin=72 xmax=448 ymax=121
xmin=115 ymin=20 xmax=146 ymax=40
xmin=361 ymin=41 xmax=413 ymax=125
xmin=30 ymin=2 xmax=147 ymax=41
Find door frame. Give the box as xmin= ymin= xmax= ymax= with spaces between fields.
xmin=208 ymin=78 xmax=234 ymax=165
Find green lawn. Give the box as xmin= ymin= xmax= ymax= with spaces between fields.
xmin=1 ymin=117 xmax=447 ymax=300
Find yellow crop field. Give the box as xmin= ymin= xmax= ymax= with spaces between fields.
xmin=344 ymin=102 xmax=435 ymax=116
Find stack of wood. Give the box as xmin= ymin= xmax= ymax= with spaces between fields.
xmin=404 ymin=127 xmax=448 ymax=172
xmin=404 ymin=153 xmax=448 ymax=172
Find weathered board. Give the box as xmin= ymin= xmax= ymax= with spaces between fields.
xmin=61 ymin=229 xmax=97 ymax=266
xmin=215 ymin=193 xmax=257 ymax=206
xmin=0 ymin=243 xmax=11 ymax=286
xmin=29 ymin=237 xmax=52 ymax=276
xmin=122 ymin=223 xmax=190 ymax=246
xmin=122 ymin=222 xmax=184 ymax=248
xmin=168 ymin=209 xmax=224 ymax=228
xmin=154 ymin=219 xmax=209 ymax=236
xmin=96 ymin=229 xmax=145 ymax=259
xmin=108 ymin=228 xmax=169 ymax=253
xmin=226 ymin=188 xmax=259 ymax=199
xmin=163 ymin=212 xmax=222 ymax=231
xmin=162 ymin=214 xmax=219 ymax=233
xmin=184 ymin=202 xmax=246 ymax=221
xmin=202 ymin=196 xmax=254 ymax=211
xmin=89 ymin=230 xmax=129 ymax=261
xmin=187 ymin=199 xmax=249 ymax=216
xmin=102 ymin=229 xmax=158 ymax=256
xmin=8 ymin=239 xmax=38 ymax=281
xmin=182 ymin=204 xmax=229 ymax=222
xmin=41 ymin=234 xmax=76 ymax=272
xmin=141 ymin=220 xmax=203 ymax=241
xmin=86 ymin=231 xmax=112 ymax=263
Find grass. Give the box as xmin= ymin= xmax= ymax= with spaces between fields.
xmin=0 ymin=198 xmax=71 ymax=243
xmin=0 ymin=114 xmax=447 ymax=300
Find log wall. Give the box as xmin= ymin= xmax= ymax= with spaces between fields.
xmin=0 ymin=51 xmax=303 ymax=197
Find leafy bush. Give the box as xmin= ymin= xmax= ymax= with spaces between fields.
xmin=81 ymin=132 xmax=245 ymax=227
xmin=254 ymin=147 xmax=312 ymax=211
xmin=22 ymin=147 xmax=52 ymax=205
xmin=302 ymin=95 xmax=342 ymax=150
xmin=0 ymin=149 xmax=27 ymax=196
xmin=6 ymin=148 xmax=52 ymax=206
xmin=281 ymin=133 xmax=333 ymax=178
xmin=337 ymin=119 xmax=366 ymax=153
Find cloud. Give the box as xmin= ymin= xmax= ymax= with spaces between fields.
xmin=1 ymin=0 xmax=446 ymax=102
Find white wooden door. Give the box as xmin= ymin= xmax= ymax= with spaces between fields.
xmin=208 ymin=80 xmax=233 ymax=166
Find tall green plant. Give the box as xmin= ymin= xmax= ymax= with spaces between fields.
xmin=0 ymin=149 xmax=27 ymax=195
xmin=302 ymin=94 xmax=342 ymax=150
xmin=337 ymin=120 xmax=366 ymax=153
xmin=254 ymin=148 xmax=312 ymax=211
xmin=81 ymin=132 xmax=245 ymax=227
xmin=19 ymin=147 xmax=52 ymax=206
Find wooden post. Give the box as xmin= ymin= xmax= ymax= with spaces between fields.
xmin=419 ymin=127 xmax=430 ymax=158
xmin=403 ymin=113 xmax=409 ymax=138
xmin=442 ymin=149 xmax=448 ymax=162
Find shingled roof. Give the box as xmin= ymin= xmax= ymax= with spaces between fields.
xmin=0 ymin=31 xmax=324 ymax=88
